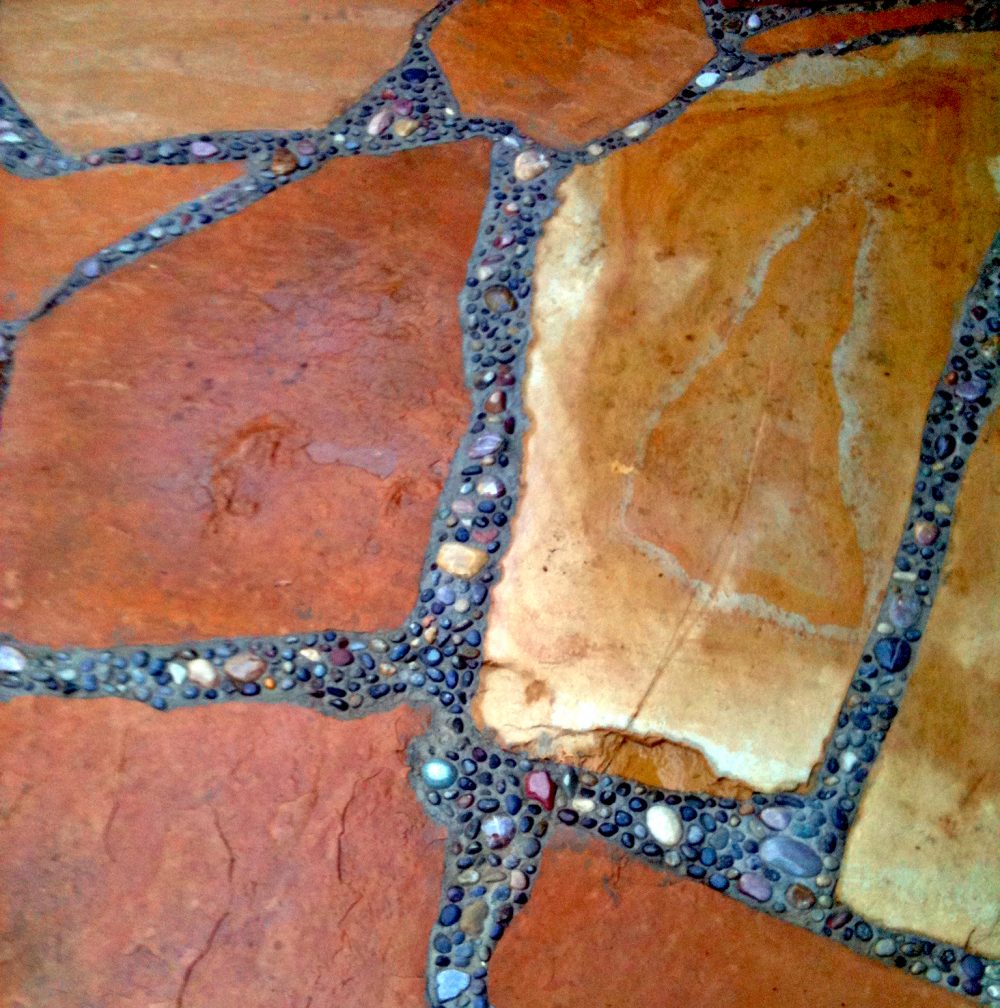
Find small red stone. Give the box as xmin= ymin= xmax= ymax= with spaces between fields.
xmin=524 ymin=770 xmax=555 ymax=810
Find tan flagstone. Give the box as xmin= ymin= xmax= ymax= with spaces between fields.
xmin=476 ymin=34 xmax=1000 ymax=793
xmin=838 ymin=414 xmax=1000 ymax=958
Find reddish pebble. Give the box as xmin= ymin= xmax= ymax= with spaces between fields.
xmin=329 ymin=648 xmax=354 ymax=667
xmin=524 ymin=769 xmax=555 ymax=810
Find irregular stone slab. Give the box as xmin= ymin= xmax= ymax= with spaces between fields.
xmin=0 ymin=0 xmax=430 ymax=152
xmin=839 ymin=414 xmax=1000 ymax=958
xmin=490 ymin=834 xmax=967 ymax=1008
xmin=478 ymin=36 xmax=1000 ymax=792
xmin=0 ymin=162 xmax=240 ymax=320
xmin=0 ymin=699 xmax=442 ymax=1007
xmin=0 ymin=141 xmax=489 ymax=647
xmin=745 ymin=3 xmax=968 ymax=55
xmin=431 ymin=0 xmax=714 ymax=148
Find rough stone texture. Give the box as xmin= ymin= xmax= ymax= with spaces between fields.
xmin=490 ymin=833 xmax=967 ymax=1008
xmin=0 ymin=0 xmax=430 ymax=152
xmin=0 ymin=140 xmax=490 ymax=647
xmin=0 ymin=699 xmax=443 ymax=1007
xmin=0 ymin=162 xmax=240 ymax=321
xmin=431 ymin=0 xmax=715 ymax=149
xmin=477 ymin=36 xmax=1000 ymax=793
xmin=839 ymin=414 xmax=1000 ymax=958
xmin=745 ymin=3 xmax=969 ymax=54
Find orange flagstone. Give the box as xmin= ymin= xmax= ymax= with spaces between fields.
xmin=476 ymin=35 xmax=1000 ymax=794
xmin=745 ymin=3 xmax=969 ymax=55
xmin=0 ymin=0 xmax=430 ymax=153
xmin=0 ymin=140 xmax=491 ymax=648
xmin=838 ymin=414 xmax=1000 ymax=958
xmin=490 ymin=834 xmax=968 ymax=1008
xmin=0 ymin=161 xmax=241 ymax=321
xmin=431 ymin=0 xmax=715 ymax=149
xmin=0 ymin=699 xmax=443 ymax=1008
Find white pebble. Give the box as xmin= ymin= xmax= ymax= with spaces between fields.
xmin=695 ymin=72 xmax=720 ymax=89
xmin=647 ymin=804 xmax=682 ymax=846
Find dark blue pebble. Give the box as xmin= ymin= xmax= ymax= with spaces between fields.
xmin=874 ymin=636 xmax=911 ymax=672
xmin=439 ymin=905 xmax=461 ymax=927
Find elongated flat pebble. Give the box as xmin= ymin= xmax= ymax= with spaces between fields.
xmin=623 ymin=120 xmax=649 ymax=139
xmin=695 ymin=71 xmax=720 ymax=88
xmin=190 ymin=140 xmax=218 ymax=158
xmin=367 ymin=107 xmax=394 ymax=136
xmin=436 ymin=542 xmax=489 ymax=578
xmin=646 ymin=804 xmax=682 ymax=846
xmin=760 ymin=836 xmax=822 ymax=878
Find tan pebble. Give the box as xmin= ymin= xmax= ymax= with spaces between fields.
xmin=298 ymin=647 xmax=321 ymax=662
xmin=510 ymin=870 xmax=528 ymax=890
xmin=460 ymin=899 xmax=489 ymax=933
xmin=436 ymin=542 xmax=488 ymax=578
xmin=513 ymin=149 xmax=549 ymax=182
xmin=423 ymin=626 xmax=438 ymax=643
xmin=270 ymin=147 xmax=299 ymax=176
xmin=457 ymin=868 xmax=480 ymax=885
xmin=224 ymin=653 xmax=266 ymax=682
xmin=479 ymin=866 xmax=506 ymax=884
xmin=379 ymin=663 xmax=396 ymax=677
xmin=572 ymin=797 xmax=595 ymax=814
xmin=187 ymin=658 xmax=219 ymax=688
xmin=392 ymin=117 xmax=420 ymax=138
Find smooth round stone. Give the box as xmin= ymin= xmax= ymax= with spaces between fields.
xmin=422 ymin=759 xmax=458 ymax=789
xmin=166 ymin=661 xmax=188 ymax=685
xmin=695 ymin=71 xmax=720 ymax=88
xmin=271 ymin=147 xmax=299 ymax=176
xmin=738 ymin=872 xmax=772 ymax=902
xmin=186 ymin=658 xmax=219 ymax=688
xmin=513 ymin=149 xmax=549 ymax=182
xmin=623 ymin=120 xmax=649 ymax=139
xmin=476 ymin=476 xmax=505 ymax=498
xmin=874 ymin=938 xmax=897 ymax=956
xmin=956 ymin=378 xmax=987 ymax=400
xmin=913 ymin=520 xmax=939 ymax=546
xmin=81 ymin=258 xmax=102 ymax=279
xmin=224 ymin=653 xmax=266 ymax=683
xmin=873 ymin=636 xmax=911 ymax=672
xmin=961 ymin=955 xmax=985 ymax=980
xmin=436 ymin=969 xmax=470 ymax=1003
xmin=759 ymin=836 xmax=822 ymax=878
xmin=759 ymin=807 xmax=791 ymax=831
xmin=483 ymin=286 xmax=518 ymax=314
xmin=786 ymin=883 xmax=816 ymax=910
xmin=482 ymin=814 xmax=516 ymax=849
xmin=468 ymin=433 xmax=504 ymax=459
xmin=889 ymin=593 xmax=921 ymax=629
xmin=0 ymin=645 xmax=27 ymax=672
xmin=646 ymin=804 xmax=682 ymax=846
xmin=393 ymin=117 xmax=419 ymax=138
xmin=190 ymin=140 xmax=219 ymax=158
xmin=510 ymin=869 xmax=528 ymax=890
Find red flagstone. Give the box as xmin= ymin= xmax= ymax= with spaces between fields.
xmin=0 ymin=140 xmax=491 ymax=647
xmin=431 ymin=0 xmax=714 ymax=149
xmin=0 ymin=699 xmax=442 ymax=1008
xmin=491 ymin=833 xmax=969 ymax=1008
xmin=0 ymin=162 xmax=241 ymax=321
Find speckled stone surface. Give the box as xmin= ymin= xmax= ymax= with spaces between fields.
xmin=0 ymin=140 xmax=490 ymax=647
xmin=478 ymin=34 xmax=1000 ymax=794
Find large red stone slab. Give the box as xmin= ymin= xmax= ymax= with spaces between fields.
xmin=431 ymin=0 xmax=715 ymax=149
xmin=491 ymin=834 xmax=967 ymax=1007
xmin=0 ymin=141 xmax=490 ymax=647
xmin=0 ymin=699 xmax=442 ymax=1008
xmin=0 ymin=162 xmax=241 ymax=321
xmin=0 ymin=0 xmax=430 ymax=152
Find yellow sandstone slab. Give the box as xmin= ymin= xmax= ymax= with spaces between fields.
xmin=0 ymin=0 xmax=429 ymax=152
xmin=839 ymin=414 xmax=1000 ymax=958
xmin=476 ymin=35 xmax=1000 ymax=794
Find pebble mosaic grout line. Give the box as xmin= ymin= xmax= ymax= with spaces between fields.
xmin=0 ymin=1 xmax=998 ymax=1005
